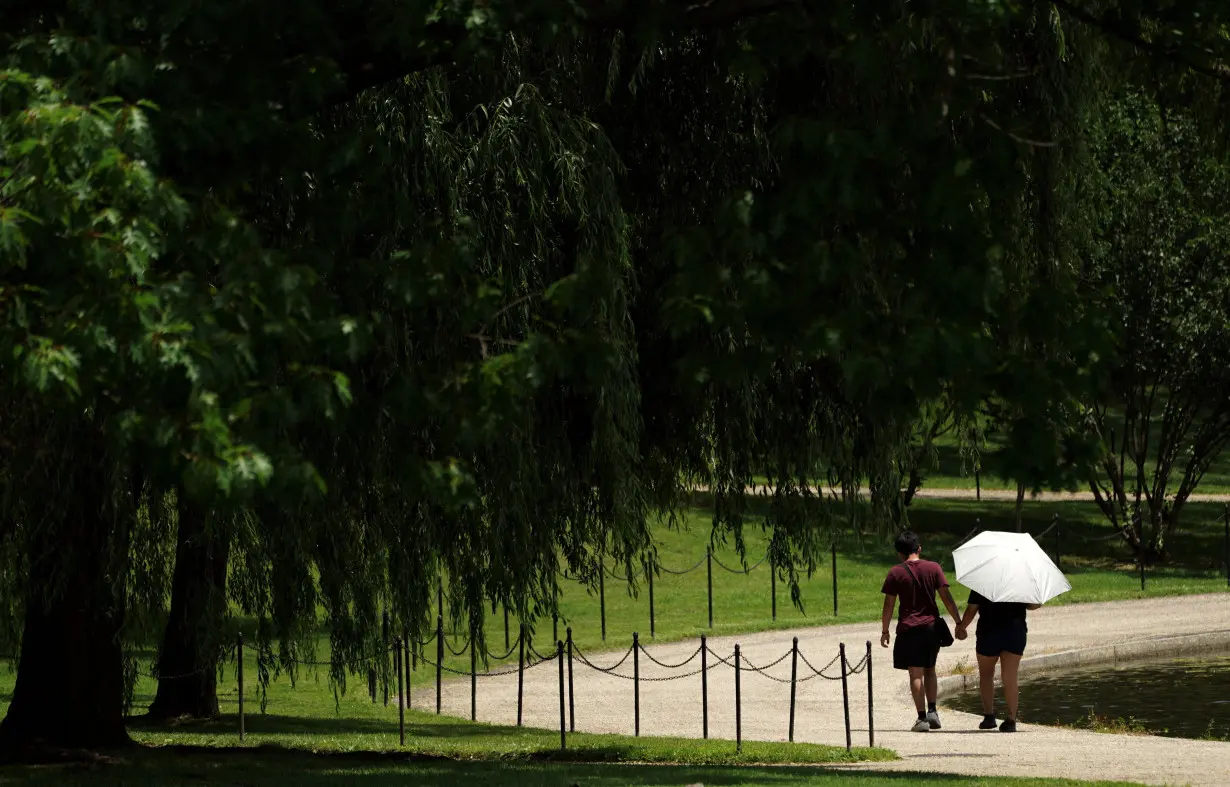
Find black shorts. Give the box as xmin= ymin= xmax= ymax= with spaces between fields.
xmin=976 ymin=624 xmax=1027 ymax=658
xmin=893 ymin=623 xmax=940 ymax=670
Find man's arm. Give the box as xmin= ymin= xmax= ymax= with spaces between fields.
xmin=937 ymin=586 xmax=962 ymax=624
xmin=880 ymin=594 xmax=896 ymax=647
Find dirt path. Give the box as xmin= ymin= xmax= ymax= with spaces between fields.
xmin=413 ymin=594 xmax=1230 ymax=786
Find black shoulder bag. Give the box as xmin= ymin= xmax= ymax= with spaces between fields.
xmin=902 ymin=561 xmax=955 ymax=648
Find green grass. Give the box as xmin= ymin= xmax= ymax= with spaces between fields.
xmin=536 ymin=495 xmax=1228 ymax=666
xmin=916 ymin=416 xmax=1230 ymax=495
xmin=1 ymin=495 xmax=1221 ymax=786
xmin=0 ymin=749 xmax=1147 ymax=787
xmin=1 ymin=495 xmax=1201 ymax=785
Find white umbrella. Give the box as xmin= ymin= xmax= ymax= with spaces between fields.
xmin=952 ymin=530 xmax=1071 ymax=605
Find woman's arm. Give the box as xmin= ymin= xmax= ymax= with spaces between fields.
xmin=958 ymin=603 xmax=979 ymax=629
xmin=1026 ymin=604 xmax=1041 ymax=610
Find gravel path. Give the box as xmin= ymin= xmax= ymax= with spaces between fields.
xmin=412 ymin=594 xmax=1230 ymax=786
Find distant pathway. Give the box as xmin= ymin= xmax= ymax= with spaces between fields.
xmin=414 ymin=594 xmax=1230 ymax=786
xmin=694 ymin=484 xmax=1230 ymax=503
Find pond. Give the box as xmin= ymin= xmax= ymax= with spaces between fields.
xmin=943 ymin=655 xmax=1230 ymax=740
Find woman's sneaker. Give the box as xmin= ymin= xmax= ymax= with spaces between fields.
xmin=1000 ymin=718 xmax=1017 ymax=733
xmin=979 ymin=714 xmax=997 ymax=730
xmin=911 ymin=718 xmax=931 ymax=732
xmin=926 ymin=710 xmax=942 ymax=730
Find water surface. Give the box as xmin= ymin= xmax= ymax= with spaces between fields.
xmin=944 ymin=654 xmax=1230 ymax=739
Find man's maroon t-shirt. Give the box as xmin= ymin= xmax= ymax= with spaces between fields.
xmin=881 ymin=559 xmax=948 ymax=632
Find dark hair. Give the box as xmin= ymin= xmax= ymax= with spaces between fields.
xmin=894 ymin=530 xmax=921 ymax=557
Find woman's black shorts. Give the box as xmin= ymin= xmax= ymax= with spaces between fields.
xmin=976 ymin=623 xmax=1027 ymax=657
xmin=893 ymin=623 xmax=940 ymax=670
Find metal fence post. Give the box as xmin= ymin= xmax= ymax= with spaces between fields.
xmin=382 ymin=610 xmax=390 ymax=707
xmin=435 ymin=615 xmax=443 ymax=714
xmin=701 ymin=634 xmax=709 ymax=739
xmin=1053 ymin=513 xmax=1061 ymax=570
xmin=706 ymin=547 xmax=714 ymax=628
xmin=633 ymin=631 xmax=641 ymax=736
xmin=237 ymin=632 xmax=245 ymax=742
xmin=504 ymin=605 xmax=510 ymax=652
xmin=648 ymin=554 xmax=656 ymax=638
xmin=600 ymin=556 xmax=607 ymax=642
xmin=788 ymin=637 xmax=798 ymax=742
xmin=771 ymin=557 xmax=777 ymax=621
xmin=404 ymin=628 xmax=412 ymax=710
xmin=839 ymin=642 xmax=852 ymax=752
xmin=557 ymin=640 xmax=567 ymax=750
xmin=396 ymin=637 xmax=406 ymax=746
xmin=832 ymin=542 xmax=839 ymax=617
xmin=566 ymin=627 xmax=576 ymax=732
xmin=866 ymin=640 xmax=874 ymax=747
xmin=470 ymin=633 xmax=477 ymax=722
xmin=734 ymin=643 xmax=742 ymax=752
xmin=517 ymin=624 xmax=526 ymax=727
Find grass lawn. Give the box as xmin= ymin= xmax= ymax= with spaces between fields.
xmin=904 ymin=419 xmax=1230 ymax=495
xmin=0 ymin=496 xmax=1218 ymax=787
xmin=3 ymin=495 xmax=1216 ymax=730
xmin=533 ymin=495 xmax=1228 ymax=663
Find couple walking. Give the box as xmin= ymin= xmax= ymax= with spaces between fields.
xmin=880 ymin=530 xmax=1039 ymax=733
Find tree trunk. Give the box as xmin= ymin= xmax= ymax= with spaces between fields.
xmin=0 ymin=457 xmax=131 ymax=759
xmin=148 ymin=493 xmax=229 ymax=720
xmin=902 ymin=466 xmax=923 ymax=507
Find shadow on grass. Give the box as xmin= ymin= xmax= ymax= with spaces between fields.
xmin=128 ymin=713 xmax=532 ymax=739
xmin=0 ymin=745 xmax=975 ymax=787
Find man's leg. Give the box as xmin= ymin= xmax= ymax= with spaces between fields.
xmin=923 ymin=667 xmax=938 ymax=705
xmin=907 ymin=667 xmax=926 ymax=711
xmin=906 ymin=666 xmax=931 ymax=731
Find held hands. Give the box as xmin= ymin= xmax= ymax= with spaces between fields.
xmin=955 ymin=623 xmax=968 ymax=641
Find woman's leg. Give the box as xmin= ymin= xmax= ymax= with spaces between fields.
xmin=976 ymin=653 xmax=999 ymax=715
xmin=999 ymin=651 xmax=1023 ymax=720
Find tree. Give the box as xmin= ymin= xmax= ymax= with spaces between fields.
xmin=1083 ymin=91 xmax=1230 ymax=559
xmin=6 ymin=0 xmax=1230 ymax=755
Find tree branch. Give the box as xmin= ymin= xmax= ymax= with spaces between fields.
xmin=1048 ymin=0 xmax=1230 ymax=82
xmin=325 ymin=0 xmax=798 ymax=107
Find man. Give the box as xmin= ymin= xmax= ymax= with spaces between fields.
xmin=880 ymin=530 xmax=964 ymax=732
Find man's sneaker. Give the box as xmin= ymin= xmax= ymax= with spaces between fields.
xmin=911 ymin=718 xmax=931 ymax=732
xmin=1000 ymin=718 xmax=1017 ymax=733
xmin=926 ymin=710 xmax=942 ymax=730
xmin=979 ymin=714 xmax=997 ymax=730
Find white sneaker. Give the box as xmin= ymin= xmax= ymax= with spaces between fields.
xmin=911 ymin=718 xmax=931 ymax=732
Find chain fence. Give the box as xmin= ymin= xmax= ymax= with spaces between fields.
xmin=217 ymin=626 xmax=879 ymax=754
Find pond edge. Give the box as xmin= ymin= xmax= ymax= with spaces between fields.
xmin=935 ymin=629 xmax=1230 ymax=698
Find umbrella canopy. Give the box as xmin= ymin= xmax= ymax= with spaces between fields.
xmin=952 ymin=530 xmax=1071 ymax=605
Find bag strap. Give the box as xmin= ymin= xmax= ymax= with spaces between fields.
xmin=901 ymin=559 xmax=926 ymax=593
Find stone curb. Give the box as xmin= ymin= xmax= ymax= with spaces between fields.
xmin=935 ymin=629 xmax=1230 ymax=698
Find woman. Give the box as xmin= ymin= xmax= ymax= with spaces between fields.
xmin=955 ymin=590 xmax=1040 ymax=732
